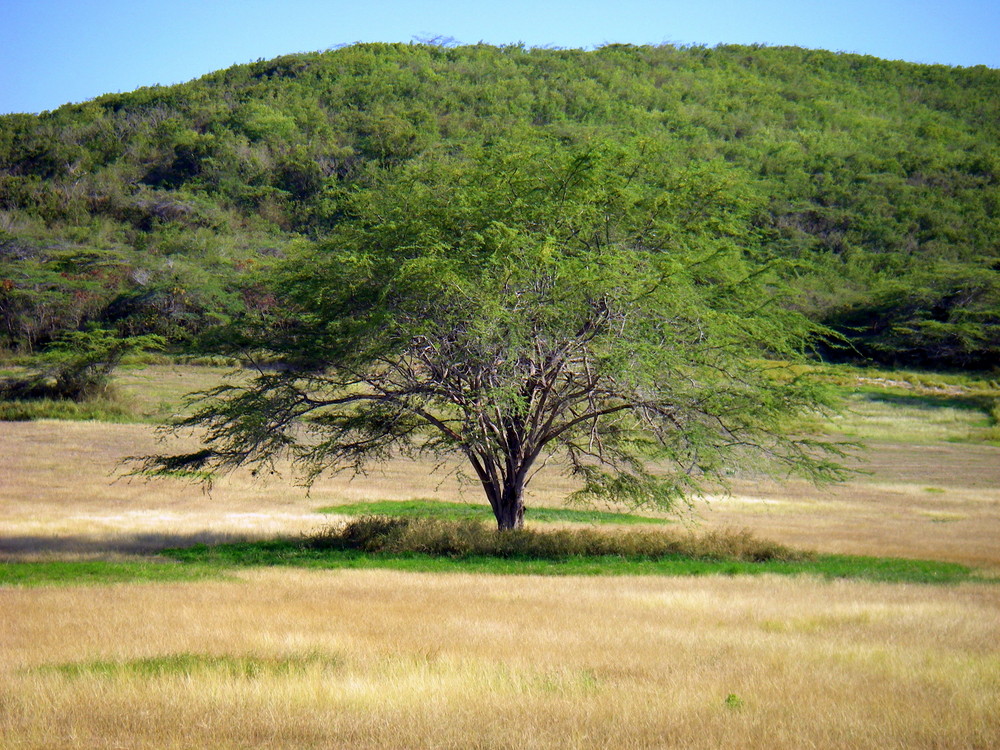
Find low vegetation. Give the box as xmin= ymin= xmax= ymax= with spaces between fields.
xmin=0 ymin=526 xmax=981 ymax=586
xmin=1 ymin=511 xmax=986 ymax=588
xmin=0 ymin=328 xmax=164 ymax=421
xmin=0 ymin=393 xmax=136 ymax=421
xmin=807 ymin=363 xmax=1000 ymax=445
xmin=0 ymin=358 xmax=233 ymax=422
xmin=143 ymin=519 xmax=980 ymax=585
xmin=311 ymin=516 xmax=805 ymax=561
xmin=40 ymin=652 xmax=344 ymax=680
xmin=844 ymin=391 xmax=1000 ymax=445
xmin=0 ymin=560 xmax=222 ymax=587
xmin=321 ymin=499 xmax=669 ymax=524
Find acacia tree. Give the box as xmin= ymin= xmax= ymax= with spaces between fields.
xmin=138 ymin=138 xmax=848 ymax=529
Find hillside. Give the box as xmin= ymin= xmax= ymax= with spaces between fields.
xmin=1 ymin=42 xmax=997 ymax=367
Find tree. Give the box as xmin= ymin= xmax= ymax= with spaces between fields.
xmin=136 ymin=138 xmax=848 ymax=529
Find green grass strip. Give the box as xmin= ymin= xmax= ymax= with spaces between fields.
xmin=163 ymin=540 xmax=986 ymax=585
xmin=318 ymin=499 xmax=669 ymax=525
xmin=0 ymin=560 xmax=224 ymax=588
xmin=4 ymin=546 xmax=988 ymax=588
xmin=39 ymin=652 xmax=343 ymax=679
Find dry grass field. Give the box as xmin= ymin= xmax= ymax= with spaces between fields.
xmin=1 ymin=364 xmax=999 ymax=748
xmin=3 ymin=570 xmax=999 ymax=749
xmin=2 ymin=419 xmax=998 ymax=569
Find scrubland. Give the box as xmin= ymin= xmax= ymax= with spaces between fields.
xmin=1 ymin=364 xmax=998 ymax=748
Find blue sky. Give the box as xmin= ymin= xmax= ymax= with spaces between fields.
xmin=1 ymin=0 xmax=997 ymax=115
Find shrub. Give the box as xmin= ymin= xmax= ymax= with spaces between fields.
xmin=0 ymin=395 xmax=134 ymax=422
xmin=0 ymin=327 xmax=163 ymax=403
xmin=308 ymin=516 xmax=810 ymax=563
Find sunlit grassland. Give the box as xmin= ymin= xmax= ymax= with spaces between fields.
xmin=1 ymin=364 xmax=999 ymax=748
xmin=831 ymin=389 xmax=1000 ymax=445
xmin=0 ymin=360 xmax=233 ymax=423
xmin=2 ymin=570 xmax=998 ymax=749
xmin=3 ymin=417 xmax=996 ymax=570
xmin=817 ymin=363 xmax=1000 ymax=445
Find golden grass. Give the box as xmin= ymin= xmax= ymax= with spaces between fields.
xmin=2 ymin=569 xmax=998 ymax=749
xmin=2 ymin=367 xmax=1000 ymax=748
xmin=709 ymin=441 xmax=1000 ymax=571
xmin=0 ymin=421 xmax=329 ymax=559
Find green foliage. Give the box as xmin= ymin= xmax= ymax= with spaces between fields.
xmin=0 ymin=327 xmax=163 ymax=402
xmin=819 ymin=261 xmax=1000 ymax=369
xmin=38 ymin=327 xmax=164 ymax=398
xmin=136 ymin=138 xmax=851 ymax=527
xmin=0 ymin=42 xmax=997 ymax=366
xmin=724 ymin=694 xmax=745 ymax=710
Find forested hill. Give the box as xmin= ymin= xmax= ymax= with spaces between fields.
xmin=1 ymin=42 xmax=997 ymax=368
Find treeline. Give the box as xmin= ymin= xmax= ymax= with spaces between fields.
xmin=1 ymin=42 xmax=997 ymax=368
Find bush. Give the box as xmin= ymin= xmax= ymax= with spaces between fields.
xmin=0 ymin=394 xmax=135 ymax=421
xmin=308 ymin=516 xmax=810 ymax=563
xmin=0 ymin=327 xmax=163 ymax=402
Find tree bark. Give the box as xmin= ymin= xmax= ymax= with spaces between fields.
xmin=494 ymin=479 xmax=526 ymax=530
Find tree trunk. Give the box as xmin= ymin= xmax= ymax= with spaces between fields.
xmin=494 ymin=480 xmax=526 ymax=530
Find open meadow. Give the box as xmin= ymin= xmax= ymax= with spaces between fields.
xmin=2 ymin=364 xmax=999 ymax=748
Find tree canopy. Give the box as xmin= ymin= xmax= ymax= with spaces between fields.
xmin=138 ymin=138 xmax=849 ymax=529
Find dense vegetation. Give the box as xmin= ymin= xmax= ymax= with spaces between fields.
xmin=1 ymin=42 xmax=997 ymax=368
xmin=134 ymin=138 xmax=855 ymax=528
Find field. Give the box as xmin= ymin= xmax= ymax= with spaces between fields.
xmin=1 ymin=364 xmax=999 ymax=748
